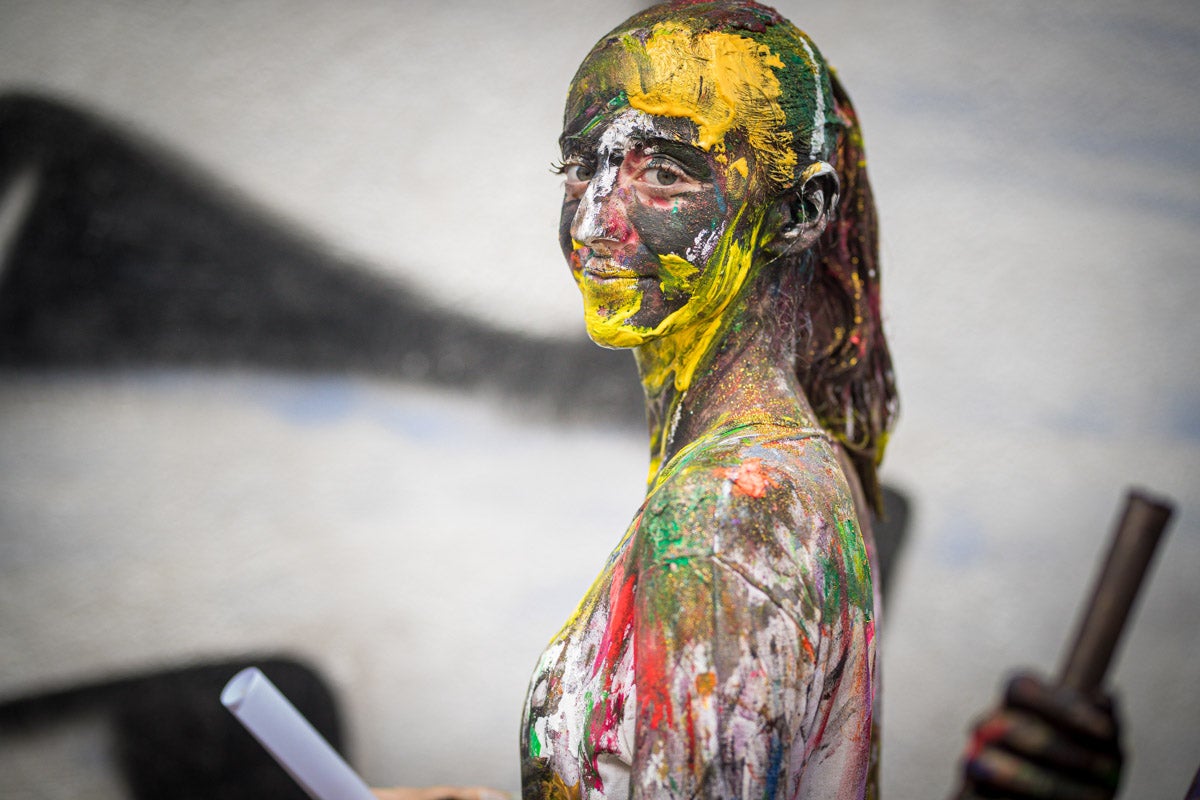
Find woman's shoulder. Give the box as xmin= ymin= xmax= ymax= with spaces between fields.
xmin=637 ymin=423 xmax=860 ymax=567
xmin=633 ymin=423 xmax=871 ymax=629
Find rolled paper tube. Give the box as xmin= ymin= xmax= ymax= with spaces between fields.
xmin=1056 ymin=489 xmax=1173 ymax=693
xmin=221 ymin=666 xmax=376 ymax=800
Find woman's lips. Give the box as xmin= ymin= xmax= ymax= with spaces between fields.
xmin=581 ymin=259 xmax=651 ymax=282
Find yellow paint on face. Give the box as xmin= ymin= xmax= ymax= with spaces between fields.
xmin=571 ymin=237 xmax=648 ymax=349
xmin=621 ymin=25 xmax=797 ymax=187
xmin=657 ymin=254 xmax=700 ymax=302
xmin=631 ymin=207 xmax=766 ymax=396
xmin=571 ymin=26 xmax=797 ymax=397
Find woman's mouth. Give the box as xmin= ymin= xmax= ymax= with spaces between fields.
xmin=581 ymin=259 xmax=647 ymax=282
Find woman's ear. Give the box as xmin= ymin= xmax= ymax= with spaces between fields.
xmin=768 ymin=161 xmax=840 ymax=256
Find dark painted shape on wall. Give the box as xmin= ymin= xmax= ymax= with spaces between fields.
xmin=0 ymin=93 xmax=642 ymax=424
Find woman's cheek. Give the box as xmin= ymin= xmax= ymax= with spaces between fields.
xmin=628 ymin=195 xmax=724 ymax=265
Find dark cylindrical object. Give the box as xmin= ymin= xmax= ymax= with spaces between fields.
xmin=1057 ymin=490 xmax=1173 ymax=692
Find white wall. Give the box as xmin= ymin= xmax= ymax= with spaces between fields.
xmin=1 ymin=1 xmax=1197 ymax=797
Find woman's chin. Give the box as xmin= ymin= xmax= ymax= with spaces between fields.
xmin=581 ymin=312 xmax=656 ymax=350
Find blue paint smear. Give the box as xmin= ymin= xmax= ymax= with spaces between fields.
xmin=371 ymin=402 xmax=460 ymax=442
xmin=764 ymin=731 xmax=784 ymax=798
xmin=1044 ymin=400 xmax=1116 ymax=438
xmin=239 ymin=375 xmax=470 ymax=441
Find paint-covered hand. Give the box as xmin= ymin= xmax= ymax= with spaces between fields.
xmin=953 ymin=672 xmax=1122 ymax=800
xmin=371 ymin=786 xmax=512 ymax=800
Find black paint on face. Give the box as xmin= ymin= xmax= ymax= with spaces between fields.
xmin=557 ymin=107 xmax=756 ymax=334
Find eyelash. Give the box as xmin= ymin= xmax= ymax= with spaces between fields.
xmin=549 ymin=155 xmax=692 ymax=184
xmin=551 ymin=158 xmax=591 ymax=175
xmin=645 ymin=158 xmax=688 ymax=179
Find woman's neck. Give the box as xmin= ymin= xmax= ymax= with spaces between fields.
xmin=634 ymin=265 xmax=819 ymax=487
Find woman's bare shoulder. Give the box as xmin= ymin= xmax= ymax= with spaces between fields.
xmin=636 ymin=427 xmax=859 ymax=569
xmin=632 ymin=426 xmax=870 ymax=631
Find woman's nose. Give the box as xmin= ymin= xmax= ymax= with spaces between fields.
xmin=571 ymin=166 xmax=632 ymax=254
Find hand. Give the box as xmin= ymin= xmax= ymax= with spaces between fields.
xmin=954 ymin=671 xmax=1122 ymax=800
xmin=372 ymin=787 xmax=511 ymax=800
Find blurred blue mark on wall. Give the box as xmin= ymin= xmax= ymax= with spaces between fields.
xmin=254 ymin=376 xmax=357 ymax=427
xmin=936 ymin=504 xmax=987 ymax=568
xmin=1044 ymin=396 xmax=1118 ymax=438
xmin=1168 ymin=390 xmax=1200 ymax=442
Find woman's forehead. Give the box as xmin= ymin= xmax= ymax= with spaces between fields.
xmin=560 ymin=108 xmax=695 ymax=154
xmin=564 ymin=23 xmax=799 ymax=182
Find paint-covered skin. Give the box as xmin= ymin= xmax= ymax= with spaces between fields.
xmin=524 ymin=3 xmax=880 ymax=799
xmin=954 ymin=674 xmax=1122 ymax=799
xmin=559 ymin=108 xmax=735 ymax=338
xmin=554 ymin=6 xmax=838 ymax=401
xmin=521 ymin=424 xmax=877 ymax=799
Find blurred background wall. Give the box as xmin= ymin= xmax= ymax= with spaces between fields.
xmin=0 ymin=1 xmax=1197 ymax=797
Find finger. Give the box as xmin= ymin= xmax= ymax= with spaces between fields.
xmin=966 ymin=746 xmax=1115 ymax=800
xmin=1005 ymin=674 xmax=1117 ymax=745
xmin=982 ymin=708 xmax=1120 ymax=780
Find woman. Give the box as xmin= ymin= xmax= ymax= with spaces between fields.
xmin=390 ymin=1 xmax=891 ymax=798
xmin=378 ymin=2 xmax=1118 ymax=798
xmin=521 ymin=2 xmax=893 ymax=797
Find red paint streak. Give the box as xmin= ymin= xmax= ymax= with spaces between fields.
xmin=637 ymin=629 xmax=676 ymax=730
xmin=586 ymin=559 xmax=638 ymax=791
xmin=684 ymin=699 xmax=697 ymax=768
xmin=592 ymin=564 xmax=636 ymax=677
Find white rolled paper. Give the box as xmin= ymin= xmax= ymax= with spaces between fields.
xmin=221 ymin=666 xmax=376 ymax=800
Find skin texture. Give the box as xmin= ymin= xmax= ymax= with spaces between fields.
xmin=525 ymin=5 xmax=881 ymax=799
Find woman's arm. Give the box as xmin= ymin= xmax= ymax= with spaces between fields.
xmin=630 ymin=543 xmax=874 ymax=797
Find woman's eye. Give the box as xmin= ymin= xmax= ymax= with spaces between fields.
xmin=642 ymin=162 xmax=687 ymax=188
xmin=651 ymin=168 xmax=678 ymax=186
xmin=565 ymin=164 xmax=594 ymax=182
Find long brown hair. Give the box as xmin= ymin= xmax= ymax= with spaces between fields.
xmin=797 ymin=71 xmax=897 ymax=511
xmin=599 ymin=1 xmax=898 ymax=508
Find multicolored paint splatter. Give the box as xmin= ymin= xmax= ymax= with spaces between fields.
xmin=522 ymin=424 xmax=878 ymax=799
xmin=524 ymin=2 xmax=893 ymax=798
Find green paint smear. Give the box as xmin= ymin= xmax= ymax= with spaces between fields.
xmin=644 ymin=511 xmax=685 ymax=563
xmin=821 ymin=518 xmax=874 ymax=620
xmin=578 ymin=92 xmax=629 ymax=137
xmin=529 ymin=725 xmax=541 ymax=758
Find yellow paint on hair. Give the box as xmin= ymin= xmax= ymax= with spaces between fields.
xmin=621 ymin=25 xmax=797 ymax=187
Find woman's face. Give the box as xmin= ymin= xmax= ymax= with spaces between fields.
xmin=558 ymin=24 xmax=803 ymax=354
xmin=558 ymin=107 xmax=755 ymax=344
